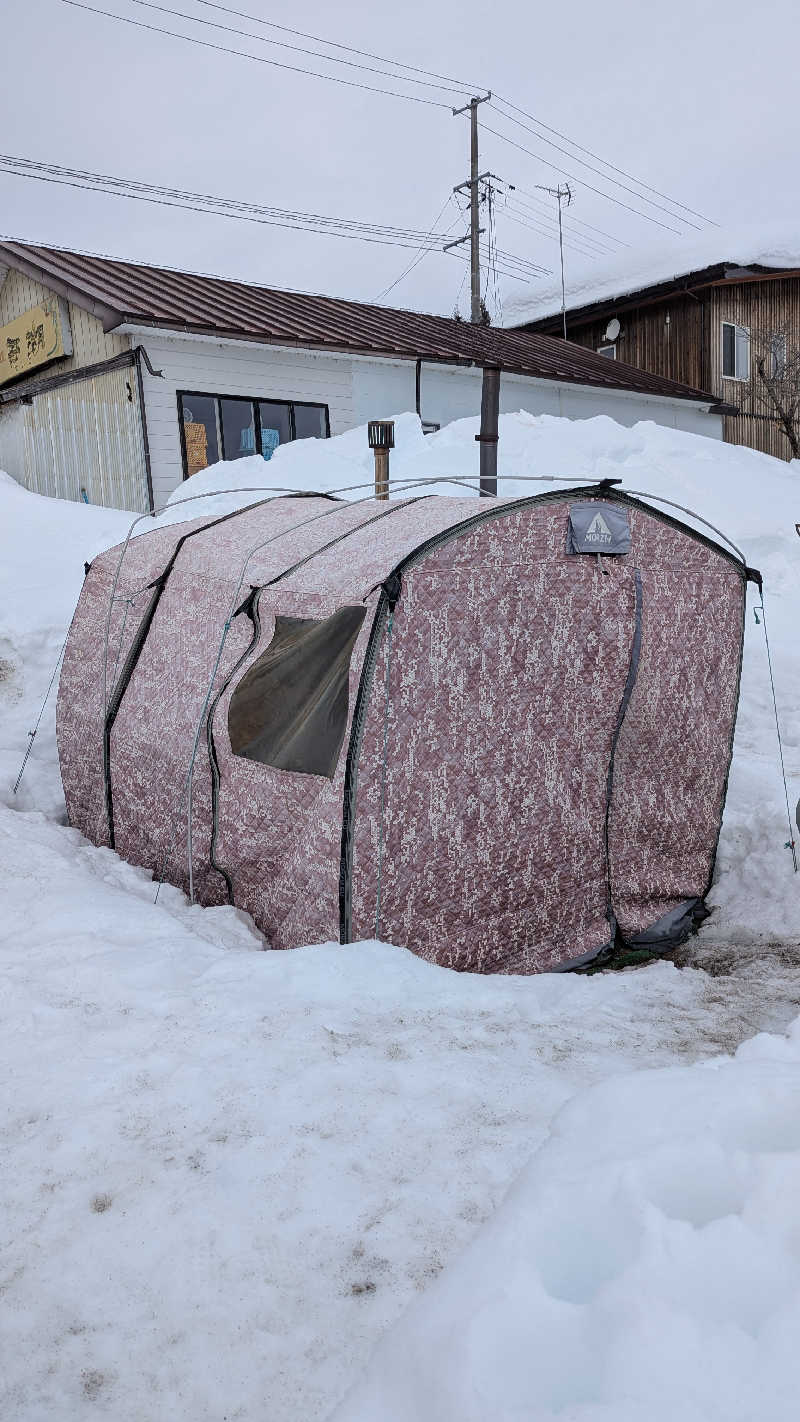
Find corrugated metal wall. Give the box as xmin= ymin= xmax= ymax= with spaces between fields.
xmin=0 ymin=402 xmax=25 ymax=480
xmin=22 ymin=364 xmax=150 ymax=511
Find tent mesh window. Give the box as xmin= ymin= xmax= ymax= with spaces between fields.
xmin=228 ymin=605 xmax=367 ymax=778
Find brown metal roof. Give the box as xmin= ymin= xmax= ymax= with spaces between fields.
xmin=0 ymin=240 xmax=722 ymax=407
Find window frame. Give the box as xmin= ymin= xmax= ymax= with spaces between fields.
xmin=178 ymin=390 xmax=331 ymax=479
xmin=227 ymin=604 xmax=367 ymax=779
xmin=721 ymin=321 xmax=750 ymax=381
xmin=769 ymin=331 xmax=787 ymax=380
xmin=597 ymin=343 xmax=617 ymax=359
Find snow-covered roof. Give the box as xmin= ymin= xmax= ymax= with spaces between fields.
xmin=505 ymin=224 xmax=800 ymax=326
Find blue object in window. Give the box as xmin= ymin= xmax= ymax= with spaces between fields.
xmin=261 ymin=427 xmax=281 ymax=461
xmin=239 ymin=426 xmax=256 ymax=454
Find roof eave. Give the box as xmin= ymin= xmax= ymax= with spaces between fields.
xmin=513 ymin=262 xmax=800 ymax=333
xmin=120 ymin=317 xmax=713 ymax=404
xmin=0 ymin=243 xmax=123 ymax=332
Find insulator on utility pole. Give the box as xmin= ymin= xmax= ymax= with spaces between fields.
xmin=447 ymin=92 xmax=492 ymax=323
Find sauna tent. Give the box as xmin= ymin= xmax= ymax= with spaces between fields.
xmin=56 ymin=487 xmax=758 ymax=973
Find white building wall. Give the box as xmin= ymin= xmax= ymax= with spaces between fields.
xmin=353 ymin=358 xmax=722 ymax=438
xmin=135 ymin=333 xmax=356 ymax=507
xmin=131 ymin=332 xmax=722 ymax=504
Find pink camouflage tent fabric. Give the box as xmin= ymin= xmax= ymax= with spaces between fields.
xmin=56 ymin=486 xmax=756 ymax=973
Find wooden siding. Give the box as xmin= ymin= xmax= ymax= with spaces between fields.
xmin=552 ymin=274 xmax=800 ymax=460
xmin=710 ymin=280 xmax=800 ymax=459
xmin=563 ymin=293 xmax=707 ymax=390
xmin=0 ymin=266 xmax=129 ymax=385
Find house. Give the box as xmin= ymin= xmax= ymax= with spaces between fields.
xmin=0 ymin=240 xmax=731 ymax=513
xmin=510 ymin=237 xmax=800 ymax=460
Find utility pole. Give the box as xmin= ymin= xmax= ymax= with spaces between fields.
xmin=538 ymin=183 xmax=572 ymax=338
xmin=476 ymin=366 xmax=500 ymax=496
xmin=446 ymin=92 xmax=492 ymax=323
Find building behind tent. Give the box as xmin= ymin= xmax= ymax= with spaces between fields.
xmin=0 ymin=241 xmax=730 ymax=513
xmin=512 ymin=254 xmax=800 ymax=460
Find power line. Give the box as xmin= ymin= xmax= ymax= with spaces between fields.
xmin=126 ymin=0 xmax=470 ymax=96
xmin=494 ymin=247 xmax=552 ymax=276
xmin=481 ymin=121 xmax=686 ymax=234
xmin=447 ymin=249 xmax=544 ymax=286
xmin=503 ymin=203 xmax=611 ymax=259
xmin=374 ymin=195 xmax=457 ymax=301
xmin=175 ymin=0 xmax=715 ymax=230
xmin=491 ymin=95 xmax=717 ymax=227
xmin=0 ymin=152 xmax=547 ymax=289
xmin=189 ymin=0 xmax=484 ymax=93
xmin=502 ymin=210 xmax=601 ymax=264
xmin=0 ymin=154 xmax=458 ymax=249
xmin=507 ymin=189 xmax=630 ymax=248
xmin=56 ymin=0 xmax=454 ymax=107
xmin=452 ymin=263 xmax=468 ymax=318
xmin=56 ymin=0 xmax=716 ymax=233
xmin=487 ymin=103 xmax=704 ymax=230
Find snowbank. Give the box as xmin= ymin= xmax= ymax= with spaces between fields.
xmin=504 ymin=220 xmax=800 ymax=324
xmin=335 ymin=1023 xmax=800 ymax=1422
xmin=0 ymin=471 xmax=132 ymax=817
xmin=4 ymin=796 xmax=800 ymax=1421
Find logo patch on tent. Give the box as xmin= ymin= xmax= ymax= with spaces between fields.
xmin=567 ymin=502 xmax=631 ymax=556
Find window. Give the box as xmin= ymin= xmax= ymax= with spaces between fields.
xmin=179 ymin=392 xmax=330 ymax=477
xmin=769 ymin=331 xmax=787 ymax=379
xmin=293 ymin=404 xmax=328 ymax=441
xmin=597 ymin=344 xmax=617 ymax=359
xmin=181 ymin=395 xmax=221 ymax=477
xmin=220 ymin=397 xmax=257 ymax=460
xmin=721 ymin=322 xmax=750 ymax=380
xmin=228 ymin=606 xmax=367 ymax=779
xmin=258 ymin=400 xmax=292 ymax=459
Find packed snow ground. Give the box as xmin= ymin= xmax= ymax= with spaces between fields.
xmin=1 ymin=413 xmax=799 ymax=1420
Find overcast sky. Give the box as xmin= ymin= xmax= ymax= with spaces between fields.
xmin=1 ymin=0 xmax=797 ymax=319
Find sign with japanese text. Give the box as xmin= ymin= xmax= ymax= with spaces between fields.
xmin=0 ymin=300 xmax=71 ymax=386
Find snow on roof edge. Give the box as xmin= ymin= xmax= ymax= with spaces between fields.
xmin=504 ymin=224 xmax=800 ymax=327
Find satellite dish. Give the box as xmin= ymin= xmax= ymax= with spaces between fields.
xmin=605 ymin=318 xmax=621 ymax=341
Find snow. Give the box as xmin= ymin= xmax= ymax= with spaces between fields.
xmin=1 ymin=410 xmax=800 ymax=1420
xmin=334 ymin=1023 xmax=800 ymax=1422
xmin=503 ymin=219 xmax=800 ymax=325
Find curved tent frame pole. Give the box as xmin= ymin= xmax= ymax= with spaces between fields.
xmin=623 ymin=489 xmax=747 ymax=566
xmin=176 ymin=475 xmax=498 ymax=902
xmin=102 ymin=485 xmax=302 ymax=717
xmin=99 ymin=473 xmax=746 ymax=723
xmin=101 ymin=471 xmax=623 ymax=717
xmin=101 ymin=471 xmax=604 ymax=714
xmin=94 ymin=472 xmax=754 ymax=908
xmin=158 ymin=474 xmax=754 ymax=906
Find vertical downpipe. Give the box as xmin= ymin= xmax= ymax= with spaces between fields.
xmin=134 ymin=346 xmax=155 ymax=514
